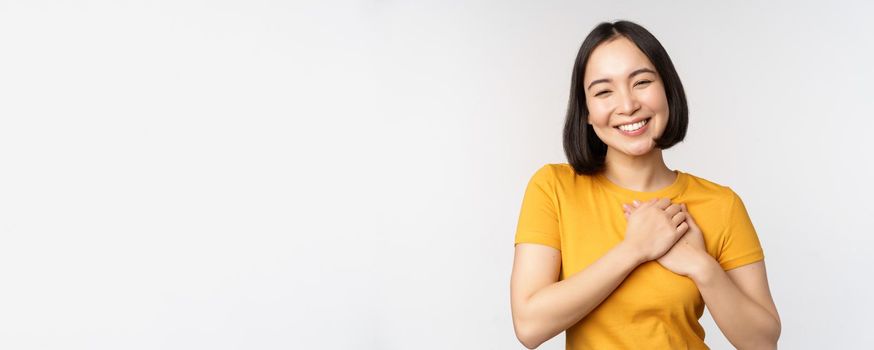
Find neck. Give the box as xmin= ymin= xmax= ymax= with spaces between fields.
xmin=602 ymin=147 xmax=676 ymax=192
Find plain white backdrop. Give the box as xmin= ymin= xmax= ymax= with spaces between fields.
xmin=1 ymin=0 xmax=872 ymax=349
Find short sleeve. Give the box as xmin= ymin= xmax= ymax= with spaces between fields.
xmin=717 ymin=189 xmax=765 ymax=270
xmin=513 ymin=165 xmax=561 ymax=251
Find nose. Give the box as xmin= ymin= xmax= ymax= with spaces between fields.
xmin=616 ymin=88 xmax=641 ymax=116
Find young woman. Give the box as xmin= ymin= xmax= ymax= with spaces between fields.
xmin=510 ymin=21 xmax=781 ymax=349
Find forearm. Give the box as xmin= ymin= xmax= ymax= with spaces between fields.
xmin=692 ymin=258 xmax=781 ymax=350
xmin=518 ymin=243 xmax=644 ymax=348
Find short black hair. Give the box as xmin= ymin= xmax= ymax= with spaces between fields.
xmin=563 ymin=20 xmax=688 ymax=175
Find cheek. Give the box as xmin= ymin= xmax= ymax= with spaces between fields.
xmin=585 ymin=101 xmax=610 ymax=125
xmin=640 ymin=88 xmax=669 ymax=113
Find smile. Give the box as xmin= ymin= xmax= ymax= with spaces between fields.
xmin=615 ymin=118 xmax=651 ymax=135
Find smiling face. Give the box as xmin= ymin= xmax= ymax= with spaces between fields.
xmin=584 ymin=36 xmax=670 ymax=157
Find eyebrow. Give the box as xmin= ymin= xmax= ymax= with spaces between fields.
xmin=587 ymin=68 xmax=657 ymax=91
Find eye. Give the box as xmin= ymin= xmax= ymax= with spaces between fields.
xmin=594 ymin=90 xmax=611 ymax=97
xmin=634 ymin=80 xmax=652 ymax=87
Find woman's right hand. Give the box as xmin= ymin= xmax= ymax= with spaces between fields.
xmin=620 ymin=198 xmax=688 ymax=262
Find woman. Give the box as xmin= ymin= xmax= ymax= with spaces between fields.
xmin=510 ymin=21 xmax=781 ymax=349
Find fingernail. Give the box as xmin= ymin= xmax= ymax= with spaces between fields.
xmin=633 ymin=200 xmax=640 ymax=206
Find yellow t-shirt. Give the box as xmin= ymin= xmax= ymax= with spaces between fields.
xmin=514 ymin=163 xmax=765 ymax=349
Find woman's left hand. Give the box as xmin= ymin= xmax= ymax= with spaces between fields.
xmin=623 ymin=201 xmax=712 ymax=278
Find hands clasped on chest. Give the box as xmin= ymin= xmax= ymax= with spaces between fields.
xmin=621 ymin=198 xmax=712 ymax=279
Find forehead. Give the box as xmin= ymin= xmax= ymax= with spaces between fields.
xmin=584 ymin=36 xmax=656 ymax=83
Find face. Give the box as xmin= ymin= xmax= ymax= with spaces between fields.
xmin=583 ymin=36 xmax=670 ymax=157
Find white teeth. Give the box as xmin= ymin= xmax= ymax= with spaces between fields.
xmin=618 ymin=119 xmax=648 ymax=132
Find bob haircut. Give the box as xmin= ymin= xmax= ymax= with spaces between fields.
xmin=563 ymin=20 xmax=688 ymax=175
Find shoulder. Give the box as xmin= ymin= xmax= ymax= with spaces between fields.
xmin=680 ymin=171 xmax=749 ymax=218
xmin=527 ymin=163 xmax=596 ymax=188
xmin=681 ymin=171 xmax=743 ymax=201
xmin=532 ymin=163 xmax=593 ymax=180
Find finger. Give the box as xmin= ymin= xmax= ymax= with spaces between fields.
xmin=623 ymin=211 xmax=630 ymax=220
xmin=664 ymin=203 xmax=682 ymax=217
xmin=676 ymin=222 xmax=689 ymax=235
xmin=632 ymin=200 xmax=641 ymax=208
xmin=681 ymin=204 xmax=699 ymax=228
xmin=636 ymin=198 xmax=657 ymax=209
xmin=655 ymin=197 xmax=671 ymax=210
xmin=671 ymin=211 xmax=686 ymax=227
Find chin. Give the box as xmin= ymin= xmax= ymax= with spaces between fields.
xmin=623 ymin=143 xmax=656 ymax=157
xmin=626 ymin=149 xmax=653 ymax=157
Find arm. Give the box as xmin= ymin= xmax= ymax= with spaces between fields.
xmin=624 ymin=199 xmax=781 ymax=349
xmin=690 ymin=258 xmax=781 ymax=350
xmin=510 ymin=242 xmax=644 ymax=349
xmin=511 ymin=198 xmax=686 ymax=348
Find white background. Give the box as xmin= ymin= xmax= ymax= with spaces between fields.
xmin=1 ymin=1 xmax=872 ymax=349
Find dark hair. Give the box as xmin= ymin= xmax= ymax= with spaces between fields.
xmin=563 ymin=20 xmax=688 ymax=175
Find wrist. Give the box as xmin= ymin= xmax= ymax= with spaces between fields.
xmin=689 ymin=253 xmax=721 ymax=285
xmin=616 ymin=241 xmax=647 ymax=266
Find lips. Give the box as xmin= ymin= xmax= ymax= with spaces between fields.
xmin=615 ymin=117 xmax=651 ymax=136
